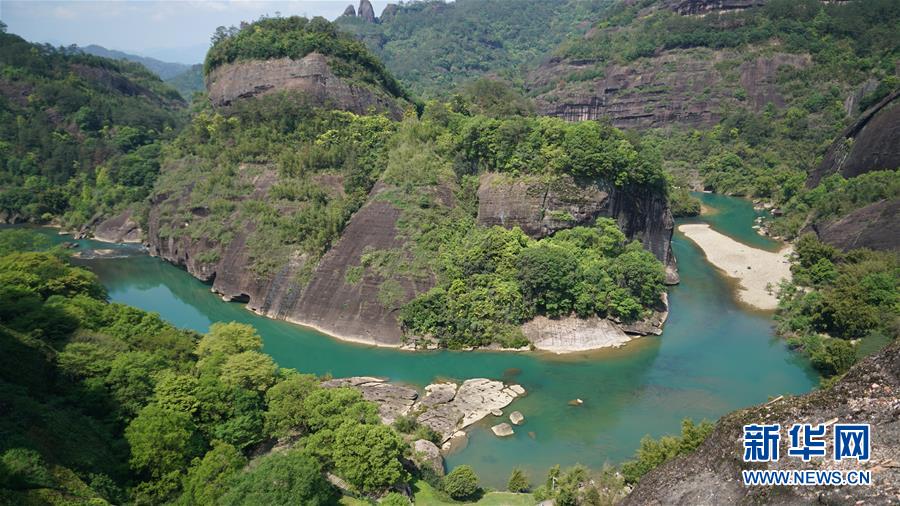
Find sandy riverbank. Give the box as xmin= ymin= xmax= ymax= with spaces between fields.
xmin=679 ymin=223 xmax=792 ymax=310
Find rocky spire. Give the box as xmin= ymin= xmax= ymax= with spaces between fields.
xmin=342 ymin=4 xmax=356 ymax=17
xmin=380 ymin=3 xmax=399 ymax=21
xmin=358 ymin=0 xmax=376 ymax=23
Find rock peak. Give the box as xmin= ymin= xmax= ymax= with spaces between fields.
xmin=358 ymin=0 xmax=376 ymax=22
xmin=342 ymin=4 xmax=356 ymax=17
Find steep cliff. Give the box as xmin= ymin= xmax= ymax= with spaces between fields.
xmin=624 ymin=339 xmax=900 ymax=504
xmin=207 ymin=53 xmax=406 ymax=119
xmin=529 ymin=48 xmax=809 ymax=129
xmin=477 ymin=173 xmax=679 ymax=284
xmin=807 ymin=90 xmax=900 ymax=188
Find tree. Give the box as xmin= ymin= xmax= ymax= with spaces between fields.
xmin=220 ymin=450 xmax=337 ymax=506
xmin=177 ymin=441 xmax=245 ymax=506
xmin=105 ymin=351 xmax=169 ymax=417
xmin=196 ymin=322 xmax=262 ymax=357
xmin=264 ymin=372 xmax=320 ymax=437
xmin=302 ymin=387 xmax=379 ymax=432
xmin=517 ymin=244 xmax=579 ymax=317
xmin=218 ymin=351 xmax=277 ymax=392
xmin=507 ymin=467 xmax=530 ymax=492
xmin=331 ymin=423 xmax=408 ymax=493
xmin=125 ymin=404 xmax=203 ymax=479
xmin=443 ymin=465 xmax=479 ymax=500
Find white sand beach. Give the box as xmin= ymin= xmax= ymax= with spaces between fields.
xmin=679 ymin=223 xmax=792 ymax=310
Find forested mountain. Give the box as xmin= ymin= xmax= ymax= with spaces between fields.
xmin=150 ymin=15 xmax=673 ymax=351
xmin=78 ymin=45 xmax=191 ymax=80
xmin=78 ymin=45 xmax=205 ymax=101
xmin=0 ymin=26 xmax=186 ymax=231
xmin=335 ymin=0 xmax=613 ymax=98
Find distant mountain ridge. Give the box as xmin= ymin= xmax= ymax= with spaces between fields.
xmin=78 ymin=44 xmax=192 ymax=80
xmin=78 ymin=44 xmax=204 ymax=99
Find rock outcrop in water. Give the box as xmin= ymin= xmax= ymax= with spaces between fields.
xmin=207 ymin=53 xmax=405 ymax=119
xmin=321 ymin=377 xmax=525 ymax=444
xmin=623 ymin=339 xmax=900 ymax=505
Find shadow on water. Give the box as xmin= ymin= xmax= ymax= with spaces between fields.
xmin=22 ymin=194 xmax=818 ymax=487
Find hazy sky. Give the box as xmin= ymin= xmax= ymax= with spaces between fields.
xmin=0 ymin=0 xmax=390 ymax=64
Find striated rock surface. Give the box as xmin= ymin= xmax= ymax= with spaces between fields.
xmin=91 ymin=209 xmax=142 ymax=243
xmin=476 ymin=172 xmax=679 ymax=284
xmin=523 ymin=316 xmax=633 ymax=353
xmin=148 ymin=179 xmax=432 ymax=346
xmin=207 ymin=53 xmax=405 ymax=118
xmin=813 ymin=198 xmax=900 ymax=253
xmin=529 ymin=49 xmax=809 ymax=130
xmin=658 ymin=0 xmax=767 ymax=16
xmin=807 ymin=90 xmax=900 ymax=188
xmin=624 ymin=340 xmax=900 ymax=505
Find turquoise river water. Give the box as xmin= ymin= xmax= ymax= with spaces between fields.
xmin=41 ymin=193 xmax=815 ymax=487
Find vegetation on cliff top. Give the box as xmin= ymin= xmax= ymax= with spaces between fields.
xmin=0 ymin=27 xmax=185 ymax=228
xmin=157 ymin=87 xmax=668 ymax=348
xmin=0 ymin=232 xmax=411 ymax=504
xmin=205 ymin=16 xmax=411 ymax=102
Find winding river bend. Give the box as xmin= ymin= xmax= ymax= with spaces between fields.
xmin=53 ymin=194 xmax=815 ymax=487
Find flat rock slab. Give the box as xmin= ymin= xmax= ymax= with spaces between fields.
xmin=509 ymin=411 xmax=525 ymax=425
xmin=327 ymin=377 xmax=524 ymax=444
xmin=322 ymin=377 xmax=417 ymax=424
xmin=492 ymin=423 xmax=515 ymax=437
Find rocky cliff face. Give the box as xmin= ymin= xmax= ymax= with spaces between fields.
xmin=807 ymin=90 xmax=900 ymax=188
xmin=147 ymin=174 xmax=428 ymax=345
xmin=657 ymin=0 xmax=767 ymax=15
xmin=812 ymin=199 xmax=900 ymax=253
xmin=207 ymin=53 xmax=405 ymax=119
xmin=476 ymin=172 xmax=679 ymax=284
xmin=624 ymin=339 xmax=900 ymax=505
xmin=529 ymin=49 xmax=809 ymax=129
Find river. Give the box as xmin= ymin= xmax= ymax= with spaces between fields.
xmin=42 ymin=193 xmax=816 ymax=488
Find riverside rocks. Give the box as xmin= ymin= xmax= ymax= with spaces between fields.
xmin=509 ymin=411 xmax=524 ymax=425
xmin=412 ymin=439 xmax=444 ymax=476
xmin=491 ymin=423 xmax=514 ymax=437
xmin=322 ymin=377 xmax=525 ymax=445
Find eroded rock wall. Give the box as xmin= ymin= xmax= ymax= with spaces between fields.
xmin=529 ymin=49 xmax=809 ymax=129
xmin=207 ymin=53 xmax=405 ymax=119
xmin=476 ymin=172 xmax=679 ymax=284
xmin=807 ymin=90 xmax=900 ymax=188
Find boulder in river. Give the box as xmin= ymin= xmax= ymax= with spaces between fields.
xmin=509 ymin=411 xmax=525 ymax=425
xmin=492 ymin=423 xmax=515 ymax=437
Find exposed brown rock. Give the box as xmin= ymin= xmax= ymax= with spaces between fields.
xmin=358 ymin=0 xmax=376 ymax=23
xmin=807 ymin=90 xmax=900 ymax=188
xmin=662 ymin=0 xmax=767 ymax=15
xmin=380 ymin=3 xmax=399 ymax=21
xmin=624 ymin=340 xmax=900 ymax=505
xmin=206 ymin=53 xmax=405 ymax=119
xmin=412 ymin=439 xmax=444 ymax=476
xmin=92 ymin=209 xmax=141 ymax=243
xmin=529 ymin=49 xmax=809 ymax=130
xmin=813 ymin=198 xmax=900 ymax=253
xmin=476 ymin=172 xmax=679 ymax=284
